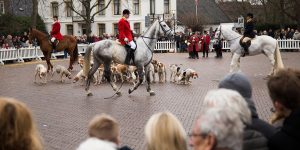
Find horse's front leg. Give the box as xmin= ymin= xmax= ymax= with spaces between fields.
xmin=145 ymin=65 xmax=155 ymax=96
xmin=129 ymin=66 xmax=144 ymax=94
xmin=104 ymin=64 xmax=121 ymax=95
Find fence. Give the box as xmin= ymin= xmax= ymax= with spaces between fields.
xmin=0 ymin=41 xmax=176 ymax=65
xmin=221 ymin=39 xmax=300 ymax=50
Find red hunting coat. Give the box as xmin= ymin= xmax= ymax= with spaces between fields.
xmin=201 ymin=34 xmax=211 ymax=50
xmin=188 ymin=34 xmax=200 ymax=52
xmin=118 ymin=17 xmax=133 ymax=45
xmin=50 ymin=21 xmax=63 ymax=41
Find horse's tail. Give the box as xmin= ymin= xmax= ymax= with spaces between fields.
xmin=274 ymin=42 xmax=284 ymax=74
xmin=83 ymin=43 xmax=95 ymax=77
xmin=73 ymin=44 xmax=79 ymax=62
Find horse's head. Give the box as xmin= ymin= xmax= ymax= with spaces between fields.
xmin=157 ymin=18 xmax=173 ymax=39
xmin=214 ymin=25 xmax=222 ymax=40
xmin=28 ymin=27 xmax=34 ymax=44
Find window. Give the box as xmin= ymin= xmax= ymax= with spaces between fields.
xmin=150 ymin=0 xmax=155 ymax=15
xmin=113 ymin=23 xmax=118 ymax=36
xmin=113 ymin=0 xmax=120 ymax=15
xmin=65 ymin=1 xmax=72 ymax=17
xmin=98 ymin=0 xmax=105 ymax=15
xmin=164 ymin=0 xmax=169 ymax=14
xmin=66 ymin=25 xmax=73 ymax=35
xmin=98 ymin=24 xmax=105 ymax=36
xmin=52 ymin=2 xmax=59 ymax=17
xmin=134 ymin=23 xmax=140 ymax=34
xmin=133 ymin=0 xmax=139 ymax=15
xmin=82 ymin=24 xmax=87 ymax=35
xmin=0 ymin=1 xmax=4 ymax=15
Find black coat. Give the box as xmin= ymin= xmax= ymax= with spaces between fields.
xmin=244 ymin=19 xmax=255 ymax=38
xmin=268 ymin=109 xmax=300 ymax=150
xmin=243 ymin=127 xmax=269 ymax=150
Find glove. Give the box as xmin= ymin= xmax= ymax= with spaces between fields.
xmin=124 ymin=38 xmax=128 ymax=42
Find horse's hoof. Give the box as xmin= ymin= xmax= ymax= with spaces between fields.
xmin=128 ymin=89 xmax=133 ymax=94
xmin=116 ymin=91 xmax=122 ymax=96
xmin=149 ymin=91 xmax=155 ymax=96
xmin=87 ymin=92 xmax=93 ymax=96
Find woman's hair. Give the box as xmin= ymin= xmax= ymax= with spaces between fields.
xmin=0 ymin=97 xmax=43 ymax=150
xmin=145 ymin=111 xmax=187 ymax=150
xmin=203 ymin=89 xmax=252 ymax=125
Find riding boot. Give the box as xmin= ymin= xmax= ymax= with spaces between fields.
xmin=52 ymin=40 xmax=57 ymax=53
xmin=125 ymin=46 xmax=132 ymax=65
xmin=241 ymin=44 xmax=249 ymax=57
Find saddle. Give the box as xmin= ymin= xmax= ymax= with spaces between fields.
xmin=239 ymin=37 xmax=252 ymax=48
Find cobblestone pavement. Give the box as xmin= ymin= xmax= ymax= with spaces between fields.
xmin=0 ymin=52 xmax=299 ymax=150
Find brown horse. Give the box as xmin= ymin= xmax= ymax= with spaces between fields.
xmin=28 ymin=28 xmax=78 ymax=72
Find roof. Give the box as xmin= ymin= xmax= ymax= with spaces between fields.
xmin=177 ymin=0 xmax=232 ymax=24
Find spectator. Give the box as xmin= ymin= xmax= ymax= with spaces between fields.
xmin=189 ymin=108 xmax=244 ymax=150
xmin=0 ymin=97 xmax=43 ymax=150
xmin=213 ymin=38 xmax=223 ymax=58
xmin=0 ymin=35 xmax=5 ymax=47
xmin=77 ymin=113 xmax=132 ymax=150
xmin=188 ymin=32 xmax=200 ymax=59
xmin=293 ymin=29 xmax=300 ymax=40
xmin=268 ymin=29 xmax=274 ymax=38
xmin=279 ymin=29 xmax=285 ymax=39
xmin=145 ymin=111 xmax=187 ymax=150
xmin=203 ymin=89 xmax=269 ymax=150
xmin=201 ymin=31 xmax=210 ymax=58
xmin=218 ymin=73 xmax=276 ymax=139
xmin=286 ymin=28 xmax=294 ymax=39
xmin=4 ymin=35 xmax=14 ymax=48
xmin=267 ymin=68 xmax=300 ymax=150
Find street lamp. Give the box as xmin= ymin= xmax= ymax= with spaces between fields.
xmin=171 ymin=10 xmax=176 ymax=37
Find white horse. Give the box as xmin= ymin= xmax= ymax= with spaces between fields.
xmin=83 ymin=19 xmax=173 ymax=96
xmin=215 ymin=25 xmax=284 ymax=75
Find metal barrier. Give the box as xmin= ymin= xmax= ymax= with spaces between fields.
xmin=0 ymin=48 xmax=19 ymax=65
xmin=154 ymin=40 xmax=176 ymax=53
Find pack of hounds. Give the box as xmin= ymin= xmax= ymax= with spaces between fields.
xmin=34 ymin=57 xmax=199 ymax=85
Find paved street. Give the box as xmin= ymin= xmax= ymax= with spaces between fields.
xmin=0 ymin=52 xmax=300 ymax=150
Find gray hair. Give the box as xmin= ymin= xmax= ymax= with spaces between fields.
xmin=203 ymin=89 xmax=252 ymax=125
xmin=198 ymin=108 xmax=244 ymax=150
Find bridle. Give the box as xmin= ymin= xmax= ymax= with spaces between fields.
xmin=141 ymin=20 xmax=172 ymax=51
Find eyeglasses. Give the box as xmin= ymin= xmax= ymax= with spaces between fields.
xmin=188 ymin=132 xmax=207 ymax=138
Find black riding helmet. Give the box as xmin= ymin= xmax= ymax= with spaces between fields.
xmin=247 ymin=13 xmax=253 ymax=18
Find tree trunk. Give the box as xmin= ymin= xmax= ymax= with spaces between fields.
xmin=31 ymin=0 xmax=38 ymax=28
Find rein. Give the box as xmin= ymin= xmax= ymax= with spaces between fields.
xmin=216 ymin=27 xmax=242 ymax=41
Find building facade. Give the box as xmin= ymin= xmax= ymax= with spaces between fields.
xmin=38 ymin=0 xmax=176 ymax=36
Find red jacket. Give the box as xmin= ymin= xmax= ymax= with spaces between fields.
xmin=50 ymin=21 xmax=63 ymax=40
xmin=201 ymin=34 xmax=211 ymax=50
xmin=188 ymin=35 xmax=200 ymax=52
xmin=118 ymin=17 xmax=133 ymax=45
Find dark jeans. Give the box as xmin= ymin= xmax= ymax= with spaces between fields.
xmin=203 ymin=43 xmax=208 ymax=57
xmin=215 ymin=48 xmax=222 ymax=58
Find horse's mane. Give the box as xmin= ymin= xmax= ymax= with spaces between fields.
xmin=32 ymin=29 xmax=47 ymax=38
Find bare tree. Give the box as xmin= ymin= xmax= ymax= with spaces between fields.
xmin=178 ymin=12 xmax=208 ymax=32
xmin=64 ymin=0 xmax=112 ymax=35
xmin=31 ymin=0 xmax=38 ymax=28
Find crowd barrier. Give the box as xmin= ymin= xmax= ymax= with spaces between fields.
xmin=1 ymin=40 xmax=299 ymax=65
xmin=0 ymin=41 xmax=176 ymax=65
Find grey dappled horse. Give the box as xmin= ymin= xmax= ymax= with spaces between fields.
xmin=83 ymin=19 xmax=173 ymax=96
xmin=215 ymin=25 xmax=284 ymax=76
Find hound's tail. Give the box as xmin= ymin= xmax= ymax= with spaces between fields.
xmin=83 ymin=43 xmax=95 ymax=77
xmin=274 ymin=42 xmax=284 ymax=74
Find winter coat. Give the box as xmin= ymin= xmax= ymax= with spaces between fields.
xmin=50 ymin=21 xmax=63 ymax=40
xmin=118 ymin=17 xmax=133 ymax=45
xmin=268 ymin=109 xmax=300 ymax=150
xmin=243 ymin=127 xmax=269 ymax=150
xmin=77 ymin=138 xmax=117 ymax=150
xmin=201 ymin=34 xmax=210 ymax=51
xmin=244 ymin=19 xmax=255 ymax=38
xmin=188 ymin=35 xmax=199 ymax=52
xmin=219 ymin=73 xmax=276 ymax=139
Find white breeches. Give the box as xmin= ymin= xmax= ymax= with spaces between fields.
xmin=127 ymin=41 xmax=136 ymax=49
xmin=51 ymin=37 xmax=56 ymax=42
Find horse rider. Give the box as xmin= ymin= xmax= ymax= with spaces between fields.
xmin=241 ymin=13 xmax=255 ymax=57
xmin=118 ymin=9 xmax=136 ymax=65
xmin=50 ymin=16 xmax=63 ymax=51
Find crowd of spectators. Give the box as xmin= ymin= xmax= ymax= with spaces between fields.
xmin=238 ymin=27 xmax=300 ymax=40
xmin=1 ymin=68 xmax=299 ymax=150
